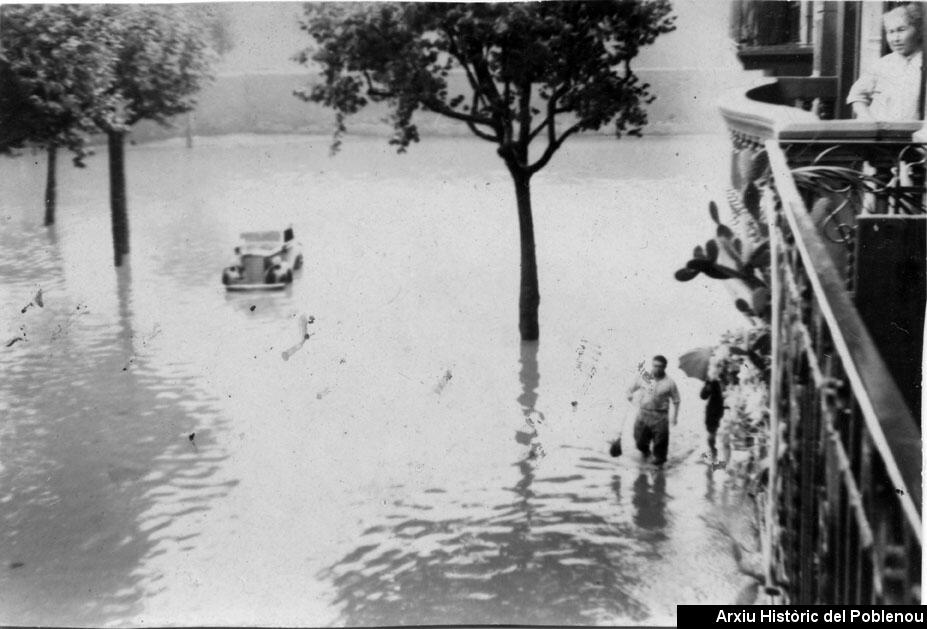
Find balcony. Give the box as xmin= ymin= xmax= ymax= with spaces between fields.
xmin=717 ymin=79 xmax=923 ymax=604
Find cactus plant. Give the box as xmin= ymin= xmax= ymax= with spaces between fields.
xmin=674 ymin=201 xmax=772 ymax=321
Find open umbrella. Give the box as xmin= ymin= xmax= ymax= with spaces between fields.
xmin=678 ymin=346 xmax=715 ymax=381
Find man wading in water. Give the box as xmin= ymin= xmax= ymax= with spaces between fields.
xmin=626 ymin=355 xmax=680 ymax=467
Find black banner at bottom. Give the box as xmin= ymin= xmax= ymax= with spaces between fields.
xmin=677 ymin=605 xmax=926 ymax=628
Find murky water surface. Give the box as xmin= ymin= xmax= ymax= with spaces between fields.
xmin=0 ymin=134 xmax=753 ymax=626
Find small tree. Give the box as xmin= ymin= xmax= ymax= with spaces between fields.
xmin=95 ymin=5 xmax=216 ymax=266
xmin=0 ymin=5 xmax=116 ymax=225
xmin=179 ymin=3 xmax=236 ymax=147
xmin=295 ymin=1 xmax=676 ymax=340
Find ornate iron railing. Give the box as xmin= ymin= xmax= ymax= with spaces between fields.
xmin=766 ymin=143 xmax=922 ymax=604
xmin=783 ymin=141 xmax=927 ymax=291
xmin=718 ymin=83 xmax=923 ymax=605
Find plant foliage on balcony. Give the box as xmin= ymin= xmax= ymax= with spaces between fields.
xmin=674 ymin=200 xmax=771 ymax=322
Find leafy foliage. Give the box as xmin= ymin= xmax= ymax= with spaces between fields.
xmin=0 ymin=5 xmax=116 ymax=163
xmin=295 ymin=1 xmax=676 ymax=170
xmin=674 ymin=201 xmax=771 ymax=321
xmin=710 ymin=328 xmax=771 ymax=494
xmin=1 ymin=4 xmax=218 ymax=149
xmin=93 ymin=4 xmax=217 ymax=132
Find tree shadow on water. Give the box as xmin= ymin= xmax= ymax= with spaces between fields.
xmin=319 ymin=341 xmax=654 ymax=626
xmin=0 ymin=261 xmax=237 ymax=626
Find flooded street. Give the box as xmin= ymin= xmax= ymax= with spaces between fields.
xmin=1 ymin=133 xmax=754 ymax=626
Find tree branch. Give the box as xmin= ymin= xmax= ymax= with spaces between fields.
xmin=362 ymin=70 xmax=393 ymax=99
xmin=466 ymin=120 xmax=500 ymax=143
xmin=528 ymin=83 xmax=570 ymax=143
xmin=444 ymin=29 xmax=486 ymax=110
xmin=528 ymin=120 xmax=583 ymax=175
xmin=421 ymin=96 xmax=497 ymax=129
xmin=545 ymin=91 xmax=557 ymax=153
xmin=501 ymin=77 xmax=514 ymax=150
xmin=516 ymin=81 xmax=531 ymax=164
xmin=470 ymin=52 xmax=506 ymax=117
xmin=528 ymin=117 xmax=551 ymax=143
xmin=466 ymin=89 xmax=500 ymax=142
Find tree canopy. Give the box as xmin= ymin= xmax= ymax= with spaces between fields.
xmin=0 ymin=4 xmax=116 ymax=163
xmin=295 ymin=1 xmax=676 ymax=340
xmin=93 ymin=4 xmax=217 ymax=133
xmin=296 ymin=1 xmax=676 ymax=171
xmin=1 ymin=3 xmax=219 ymax=158
xmin=1 ymin=3 xmax=218 ymax=263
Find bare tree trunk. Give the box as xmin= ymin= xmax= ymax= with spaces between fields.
xmin=512 ymin=170 xmax=540 ymax=341
xmin=107 ymin=130 xmax=130 ymax=267
xmin=43 ymin=143 xmax=57 ymax=226
xmin=185 ymin=111 xmax=194 ymax=149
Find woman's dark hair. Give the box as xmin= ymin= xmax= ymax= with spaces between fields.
xmin=652 ymin=354 xmax=668 ymax=367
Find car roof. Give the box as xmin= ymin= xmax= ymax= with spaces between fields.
xmin=239 ymin=230 xmax=284 ymax=241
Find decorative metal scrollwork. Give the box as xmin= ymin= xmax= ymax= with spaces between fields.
xmin=782 ymin=143 xmax=927 ymax=250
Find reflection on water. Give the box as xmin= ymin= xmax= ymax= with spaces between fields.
xmin=632 ymin=472 xmax=668 ymax=541
xmin=323 ymin=341 xmax=651 ymax=626
xmin=1 ymin=134 xmax=753 ymax=625
xmin=705 ymin=460 xmax=717 ymax=503
xmin=516 ymin=340 xmax=544 ymax=455
xmin=0 ymin=220 xmax=238 ymax=625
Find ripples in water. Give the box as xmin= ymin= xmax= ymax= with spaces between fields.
xmin=0 ymin=222 xmax=239 ymax=625
xmin=322 ymin=462 xmax=654 ymax=625
xmin=1 ymin=135 xmax=753 ymax=625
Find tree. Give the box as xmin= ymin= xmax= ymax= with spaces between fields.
xmin=179 ymin=3 xmax=236 ymax=147
xmin=294 ymin=1 xmax=676 ymax=340
xmin=94 ymin=4 xmax=216 ymax=266
xmin=0 ymin=5 xmax=116 ymax=225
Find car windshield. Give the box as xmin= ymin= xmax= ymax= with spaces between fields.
xmin=240 ymin=231 xmax=281 ymax=243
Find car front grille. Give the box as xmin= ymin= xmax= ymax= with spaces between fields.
xmin=242 ymin=255 xmax=266 ymax=282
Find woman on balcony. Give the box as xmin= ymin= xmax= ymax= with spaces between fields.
xmin=846 ymin=4 xmax=922 ymax=122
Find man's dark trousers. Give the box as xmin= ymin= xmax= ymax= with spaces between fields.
xmin=633 ymin=408 xmax=670 ymax=463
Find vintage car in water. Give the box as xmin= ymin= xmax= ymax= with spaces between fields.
xmin=222 ymin=226 xmax=303 ymax=291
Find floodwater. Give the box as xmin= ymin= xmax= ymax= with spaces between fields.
xmin=0 ymin=133 xmax=754 ymax=626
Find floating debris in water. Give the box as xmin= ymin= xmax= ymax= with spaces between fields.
xmin=433 ymin=369 xmax=453 ymax=394
xmin=282 ymin=314 xmax=315 ymax=360
xmin=6 ymin=325 xmax=26 ymax=347
xmin=21 ymin=288 xmax=43 ymax=313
